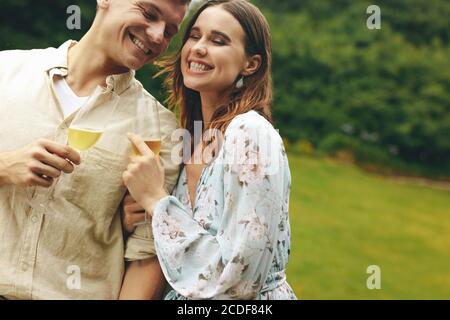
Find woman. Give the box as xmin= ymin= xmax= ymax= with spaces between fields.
xmin=121 ymin=0 xmax=297 ymax=300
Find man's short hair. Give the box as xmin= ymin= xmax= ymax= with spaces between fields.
xmin=96 ymin=0 xmax=191 ymax=12
xmin=176 ymin=0 xmax=192 ymax=6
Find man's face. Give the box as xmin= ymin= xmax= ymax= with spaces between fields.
xmin=97 ymin=0 xmax=187 ymax=70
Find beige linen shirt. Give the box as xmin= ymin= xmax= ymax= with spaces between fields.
xmin=0 ymin=41 xmax=180 ymax=299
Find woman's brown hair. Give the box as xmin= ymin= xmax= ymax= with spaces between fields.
xmin=157 ymin=0 xmax=272 ymax=140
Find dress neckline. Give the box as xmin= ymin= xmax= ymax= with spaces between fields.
xmin=182 ymin=164 xmax=210 ymax=212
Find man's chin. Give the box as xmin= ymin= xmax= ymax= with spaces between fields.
xmin=124 ymin=58 xmax=149 ymax=71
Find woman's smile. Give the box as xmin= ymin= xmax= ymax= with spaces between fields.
xmin=187 ymin=60 xmax=215 ymax=74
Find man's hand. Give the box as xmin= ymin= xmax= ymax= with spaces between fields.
xmin=0 ymin=139 xmax=81 ymax=187
xmin=122 ymin=193 xmax=147 ymax=234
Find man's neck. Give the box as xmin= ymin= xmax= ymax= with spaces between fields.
xmin=65 ymin=31 xmax=129 ymax=96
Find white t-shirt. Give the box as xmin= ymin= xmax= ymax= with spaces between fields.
xmin=53 ymin=76 xmax=89 ymax=119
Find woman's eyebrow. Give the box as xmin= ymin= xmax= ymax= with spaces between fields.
xmin=210 ymin=30 xmax=231 ymax=42
xmin=190 ymin=27 xmax=231 ymax=42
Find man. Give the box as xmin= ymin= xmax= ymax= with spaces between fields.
xmin=0 ymin=0 xmax=190 ymax=299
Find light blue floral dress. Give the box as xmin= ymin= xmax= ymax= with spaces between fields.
xmin=152 ymin=110 xmax=297 ymax=300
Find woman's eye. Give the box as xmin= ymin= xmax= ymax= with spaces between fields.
xmin=189 ymin=34 xmax=201 ymax=40
xmin=212 ymin=38 xmax=225 ymax=45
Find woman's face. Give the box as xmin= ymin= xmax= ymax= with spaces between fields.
xmin=181 ymin=6 xmax=249 ymax=95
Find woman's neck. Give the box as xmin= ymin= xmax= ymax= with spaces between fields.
xmin=200 ymin=91 xmax=226 ymax=128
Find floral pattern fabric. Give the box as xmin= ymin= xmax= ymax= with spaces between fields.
xmin=152 ymin=110 xmax=297 ymax=300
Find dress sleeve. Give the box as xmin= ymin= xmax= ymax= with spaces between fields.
xmin=152 ymin=116 xmax=288 ymax=299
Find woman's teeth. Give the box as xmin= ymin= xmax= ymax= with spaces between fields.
xmin=190 ymin=62 xmax=212 ymax=72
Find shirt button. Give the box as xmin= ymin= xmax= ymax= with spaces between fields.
xmin=21 ymin=262 xmax=29 ymax=271
xmin=31 ymin=215 xmax=38 ymax=223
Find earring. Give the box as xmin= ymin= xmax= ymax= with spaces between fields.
xmin=236 ymin=76 xmax=244 ymax=89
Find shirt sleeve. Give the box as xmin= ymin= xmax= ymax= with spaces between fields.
xmin=152 ymin=116 xmax=287 ymax=299
xmin=124 ymin=101 xmax=181 ymax=261
xmin=124 ymin=223 xmax=156 ymax=261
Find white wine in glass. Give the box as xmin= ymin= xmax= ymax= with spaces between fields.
xmin=68 ymin=127 xmax=103 ymax=151
xmin=131 ymin=139 xmax=161 ymax=156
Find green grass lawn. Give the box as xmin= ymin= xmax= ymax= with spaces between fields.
xmin=285 ymin=153 xmax=450 ymax=299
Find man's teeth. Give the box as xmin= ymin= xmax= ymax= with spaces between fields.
xmin=190 ymin=62 xmax=212 ymax=72
xmin=130 ymin=34 xmax=150 ymax=55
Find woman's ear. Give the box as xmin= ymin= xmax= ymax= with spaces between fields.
xmin=97 ymin=0 xmax=111 ymax=10
xmin=242 ymin=54 xmax=262 ymax=77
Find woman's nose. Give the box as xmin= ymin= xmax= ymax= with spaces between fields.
xmin=193 ymin=42 xmax=207 ymax=56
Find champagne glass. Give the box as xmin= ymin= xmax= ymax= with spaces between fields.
xmin=131 ymin=97 xmax=162 ymax=228
xmin=130 ymin=97 xmax=162 ymax=157
xmin=67 ymin=87 xmax=120 ymax=152
xmin=29 ymin=86 xmax=120 ymax=215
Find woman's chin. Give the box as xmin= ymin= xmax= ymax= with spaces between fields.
xmin=183 ymin=81 xmax=208 ymax=93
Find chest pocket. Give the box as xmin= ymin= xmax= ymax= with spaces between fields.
xmin=58 ymin=146 xmax=128 ymax=221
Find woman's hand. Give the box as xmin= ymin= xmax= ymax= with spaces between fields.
xmin=122 ymin=133 xmax=168 ymax=216
xmin=121 ymin=193 xmax=146 ymax=234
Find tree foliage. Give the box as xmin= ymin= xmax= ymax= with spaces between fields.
xmin=255 ymin=0 xmax=450 ymax=177
xmin=1 ymin=0 xmax=449 ymax=177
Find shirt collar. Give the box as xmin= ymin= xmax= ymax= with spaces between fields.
xmin=45 ymin=40 xmax=135 ymax=95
